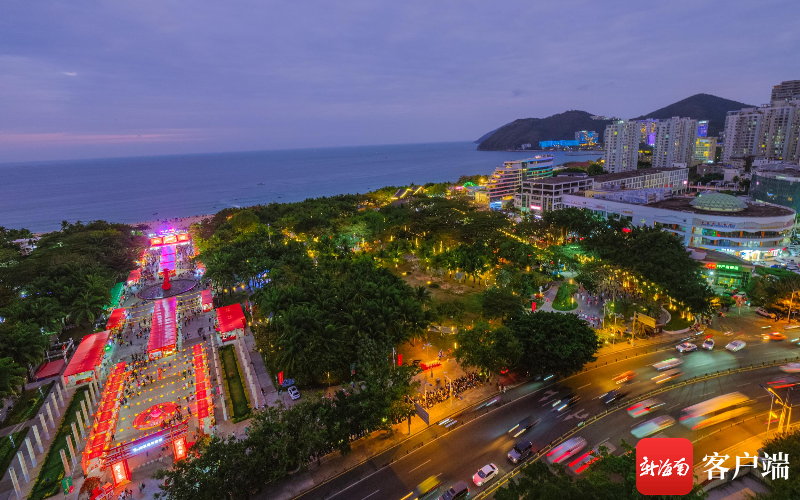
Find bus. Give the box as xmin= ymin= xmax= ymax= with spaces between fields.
xmin=679 ymin=392 xmax=752 ymax=430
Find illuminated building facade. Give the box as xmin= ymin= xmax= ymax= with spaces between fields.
xmin=652 ymin=117 xmax=698 ymax=169
xmin=694 ymin=137 xmax=717 ymax=164
xmin=604 ymin=120 xmax=640 ymax=173
xmin=485 ymin=156 xmax=553 ymax=202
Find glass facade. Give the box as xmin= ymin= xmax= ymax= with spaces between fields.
xmin=752 ymin=174 xmax=800 ymax=213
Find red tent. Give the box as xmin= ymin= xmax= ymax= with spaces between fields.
xmin=217 ymin=303 xmax=245 ymax=341
xmin=106 ymin=308 xmax=126 ymax=330
xmin=200 ymin=290 xmax=213 ymax=312
xmin=35 ymin=359 xmax=65 ymax=381
xmin=147 ymin=297 xmax=177 ymax=360
xmin=63 ymin=331 xmax=110 ymax=387
xmin=126 ymin=269 xmax=141 ymax=285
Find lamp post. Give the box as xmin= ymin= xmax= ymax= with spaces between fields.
xmin=443 ymin=371 xmax=453 ymax=405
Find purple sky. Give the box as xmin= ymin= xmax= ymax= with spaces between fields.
xmin=1 ymin=0 xmax=798 ymax=162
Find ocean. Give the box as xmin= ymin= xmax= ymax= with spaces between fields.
xmin=0 ymin=142 xmax=600 ymax=232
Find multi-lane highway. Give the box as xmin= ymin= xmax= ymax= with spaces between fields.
xmin=284 ymin=312 xmax=800 ymax=500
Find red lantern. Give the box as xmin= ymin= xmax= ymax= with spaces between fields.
xmin=397 ymin=354 xmax=403 ymax=366
xmin=278 ymin=371 xmax=284 ymax=386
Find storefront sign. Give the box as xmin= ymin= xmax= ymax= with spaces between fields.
xmin=705 ymin=263 xmax=740 ymax=272
xmin=173 ymin=437 xmax=187 ymax=461
xmin=131 ymin=437 xmax=163 ymax=454
xmin=111 ymin=460 xmax=130 ymax=487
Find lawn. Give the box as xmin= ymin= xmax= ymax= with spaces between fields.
xmin=552 ymin=283 xmax=578 ymax=311
xmin=29 ymin=387 xmax=87 ymax=500
xmin=0 ymin=427 xmax=29 ymax=476
xmin=1 ymin=381 xmax=54 ymax=429
xmin=664 ymin=312 xmax=694 ymax=331
xmin=219 ymin=345 xmax=252 ymax=422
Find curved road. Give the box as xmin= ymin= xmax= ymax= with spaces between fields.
xmin=283 ymin=313 xmax=800 ymax=500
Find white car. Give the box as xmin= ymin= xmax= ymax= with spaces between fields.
xmin=287 ymin=386 xmax=301 ymax=400
xmin=756 ymin=308 xmax=776 ymax=319
xmin=653 ymin=358 xmax=683 ymax=371
xmin=472 ymin=463 xmax=498 ymax=487
xmin=780 ymin=363 xmax=800 ymax=373
xmin=726 ymin=340 xmax=746 ymax=352
xmin=632 ymin=415 xmax=676 ymax=438
xmin=702 ymin=338 xmax=715 ymax=350
xmin=547 ymin=437 xmax=587 ymax=464
xmin=676 ymin=342 xmax=698 ymax=353
xmin=627 ymin=399 xmax=664 ymax=418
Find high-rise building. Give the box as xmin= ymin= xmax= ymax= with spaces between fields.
xmin=723 ymin=101 xmax=800 ymax=164
xmin=694 ymin=136 xmax=718 ymax=164
xmin=651 ymin=117 xmax=698 ymax=169
xmin=603 ymin=120 xmax=639 ymax=173
xmin=574 ymin=130 xmax=599 ymax=147
xmin=484 ymin=156 xmax=553 ymax=202
xmin=771 ymin=80 xmax=800 ymax=102
xmin=639 ymin=119 xmax=658 ymax=146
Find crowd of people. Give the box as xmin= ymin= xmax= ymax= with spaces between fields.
xmin=406 ymin=372 xmax=483 ymax=409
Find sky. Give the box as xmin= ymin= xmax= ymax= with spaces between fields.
xmin=1 ymin=0 xmax=799 ymax=162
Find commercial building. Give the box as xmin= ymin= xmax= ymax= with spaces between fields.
xmin=514 ymin=168 xmax=687 ymax=214
xmin=592 ymin=167 xmax=689 ymax=193
xmin=575 ymin=130 xmax=599 ymax=147
xmin=652 ymin=117 xmax=698 ymax=169
xmin=539 ymin=139 xmax=580 ymax=148
xmin=771 ymin=80 xmax=800 ymax=102
xmin=751 ymin=162 xmax=800 ymax=213
xmin=562 ymin=191 xmax=795 ymax=261
xmin=639 ymin=119 xmax=658 ymax=146
xmin=694 ymin=249 xmax=754 ymax=288
xmin=604 ymin=120 xmax=640 ymax=173
xmin=485 ymin=156 xmax=553 ymax=202
xmin=694 ymin=136 xmax=717 ymax=164
xmin=514 ymin=176 xmax=594 ymax=214
xmin=697 ymin=120 xmax=709 ymax=138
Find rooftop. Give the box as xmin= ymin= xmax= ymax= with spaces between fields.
xmin=753 ymin=163 xmax=800 ymax=179
xmin=648 ymin=196 xmax=795 ymax=217
xmin=523 ymin=176 xmax=593 ymax=185
xmin=593 ymin=168 xmax=686 ymax=183
xmin=503 ymin=155 xmax=554 ymax=166
xmin=689 ymin=192 xmax=748 ymax=212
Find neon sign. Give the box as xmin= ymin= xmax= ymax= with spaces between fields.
xmin=131 ymin=437 xmax=163 ymax=454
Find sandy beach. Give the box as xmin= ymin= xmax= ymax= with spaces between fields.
xmin=132 ymin=214 xmax=215 ymax=234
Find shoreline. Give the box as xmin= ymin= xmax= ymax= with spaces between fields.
xmin=130 ymin=214 xmax=215 ymax=234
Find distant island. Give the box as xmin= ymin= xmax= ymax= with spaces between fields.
xmin=476 ymin=93 xmax=753 ymax=151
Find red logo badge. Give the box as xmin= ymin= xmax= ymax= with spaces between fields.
xmin=636 ymin=438 xmax=693 ymax=495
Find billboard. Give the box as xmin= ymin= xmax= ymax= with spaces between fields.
xmin=697 ymin=121 xmax=708 ymax=137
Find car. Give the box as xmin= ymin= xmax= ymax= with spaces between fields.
xmin=767 ymin=376 xmax=800 ymax=388
xmin=653 ymin=358 xmax=683 ymax=371
xmin=756 ymin=308 xmax=777 ymax=319
xmin=651 ymin=368 xmax=682 ymax=384
xmin=547 ymin=437 xmax=587 ymax=464
xmin=287 ymin=386 xmax=301 ymax=400
xmin=472 ymin=463 xmax=499 ymax=487
xmin=508 ymin=439 xmax=534 ymax=463
xmin=631 ymin=415 xmax=676 ymax=438
xmin=438 ymin=481 xmax=469 ymax=500
xmin=766 ymin=332 xmax=787 ymax=341
xmin=726 ymin=340 xmax=746 ymax=352
xmin=413 ymin=476 xmax=443 ymax=499
xmin=554 ymin=395 xmax=580 ymax=412
xmin=602 ymin=390 xmax=627 ymax=405
xmin=627 ymin=398 xmax=664 ymax=418
xmin=676 ymin=342 xmax=698 ymax=353
xmin=508 ymin=417 xmax=538 ymax=438
xmin=780 ymin=363 xmax=800 ymax=373
xmin=612 ymin=371 xmax=636 ymax=384
xmin=702 ymin=338 xmax=715 ymax=350
xmin=568 ymin=442 xmax=617 ymax=474
xmin=550 ymin=392 xmax=575 ymax=409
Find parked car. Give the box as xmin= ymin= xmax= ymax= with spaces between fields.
xmin=472 ymin=463 xmax=498 ymax=487
xmin=288 ymin=386 xmax=301 ymax=400
xmin=756 ymin=308 xmax=776 ymax=319
xmin=726 ymin=340 xmax=746 ymax=352
xmin=676 ymin=342 xmax=698 ymax=353
xmin=438 ymin=481 xmax=469 ymax=500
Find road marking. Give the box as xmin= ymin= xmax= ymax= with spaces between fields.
xmin=666 ymin=404 xmax=680 ymax=411
xmin=577 ymin=383 xmax=591 ymax=390
xmin=757 ymin=395 xmax=771 ymax=399
xmin=738 ymin=382 xmax=753 ymax=387
xmin=700 ymin=391 xmax=715 ymax=397
xmin=360 ymin=490 xmax=379 ymax=500
xmin=408 ymin=459 xmax=431 ymax=473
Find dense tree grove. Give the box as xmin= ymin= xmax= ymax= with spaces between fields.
xmin=0 ymin=222 xmax=145 ymax=397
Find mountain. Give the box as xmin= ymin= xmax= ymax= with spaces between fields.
xmin=634 ymin=93 xmax=753 ymax=137
xmin=477 ymin=94 xmax=754 ymax=151
xmin=474 ymin=124 xmax=506 ymax=144
xmin=476 ymin=110 xmax=611 ymax=151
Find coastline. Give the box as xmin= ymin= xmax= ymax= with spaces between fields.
xmin=131 ymin=214 xmax=215 ymax=233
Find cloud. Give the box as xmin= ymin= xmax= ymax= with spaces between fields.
xmin=62 ymin=71 xmax=77 ymax=76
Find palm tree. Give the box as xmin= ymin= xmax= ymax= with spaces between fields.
xmin=414 ymin=286 xmax=432 ymax=311
xmin=0 ymin=357 xmax=26 ymax=399
xmin=69 ymin=289 xmax=107 ymax=326
xmin=0 ymin=322 xmax=50 ymax=370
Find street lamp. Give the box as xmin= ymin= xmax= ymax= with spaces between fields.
xmin=443 ymin=371 xmax=453 ymax=404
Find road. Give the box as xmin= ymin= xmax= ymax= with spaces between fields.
xmin=287 ymin=310 xmax=800 ymax=500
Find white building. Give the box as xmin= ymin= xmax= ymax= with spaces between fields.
xmin=771 ymin=80 xmax=800 ymax=102
xmin=651 ymin=117 xmax=698 ymax=169
xmin=562 ymin=191 xmax=795 ymax=261
xmin=722 ymin=100 xmax=800 ymax=164
xmin=603 ymin=120 xmax=640 ymax=173
xmin=484 ymin=156 xmax=553 ymax=202
xmin=592 ymin=167 xmax=688 ymax=193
